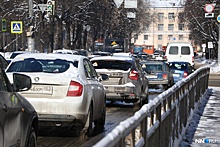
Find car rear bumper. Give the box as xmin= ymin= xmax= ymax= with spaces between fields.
xmin=38 ymin=113 xmax=86 ymax=126
xmin=104 ymin=85 xmax=139 ymax=101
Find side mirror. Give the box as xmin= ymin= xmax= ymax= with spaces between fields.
xmin=13 ymin=73 xmax=32 ymax=92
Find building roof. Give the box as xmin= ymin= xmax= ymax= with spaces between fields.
xmin=149 ymin=0 xmax=185 ymax=8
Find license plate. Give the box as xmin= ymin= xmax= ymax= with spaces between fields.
xmin=29 ymin=86 xmax=53 ymax=94
xmin=147 ymin=75 xmax=157 ymax=78
xmin=115 ymin=87 xmax=126 ymax=92
xmin=173 ymin=74 xmax=180 ymax=77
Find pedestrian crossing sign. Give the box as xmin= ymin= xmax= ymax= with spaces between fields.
xmin=11 ymin=21 xmax=23 ymax=34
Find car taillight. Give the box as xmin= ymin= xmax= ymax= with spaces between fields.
xmin=183 ymin=71 xmax=188 ymax=78
xmin=164 ymin=56 xmax=167 ymax=59
xmin=67 ymin=81 xmax=83 ymax=96
xmin=129 ymin=70 xmax=139 ymax=80
xmin=192 ymin=56 xmax=194 ymax=62
xmin=162 ymin=73 xmax=168 ymax=79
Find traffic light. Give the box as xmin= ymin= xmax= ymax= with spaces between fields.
xmin=47 ymin=0 xmax=55 ymax=16
xmin=2 ymin=19 xmax=6 ymax=32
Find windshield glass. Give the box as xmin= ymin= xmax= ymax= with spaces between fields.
xmin=7 ymin=58 xmax=78 ymax=73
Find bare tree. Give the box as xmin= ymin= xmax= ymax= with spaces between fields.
xmin=181 ymin=0 xmax=220 ymax=58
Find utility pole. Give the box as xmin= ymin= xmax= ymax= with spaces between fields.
xmin=27 ymin=0 xmax=35 ymax=52
xmin=217 ymin=14 xmax=220 ymax=65
xmin=218 ymin=23 xmax=220 ymax=65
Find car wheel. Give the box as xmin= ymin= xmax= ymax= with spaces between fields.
xmin=139 ymin=90 xmax=148 ymax=107
xmin=85 ymin=105 xmax=93 ymax=137
xmin=27 ymin=127 xmax=37 ymax=147
xmin=94 ymin=101 xmax=106 ymax=129
xmin=163 ymin=84 xmax=169 ymax=90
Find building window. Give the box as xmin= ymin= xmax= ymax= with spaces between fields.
xmin=178 ymin=24 xmax=184 ymax=30
xmin=144 ymin=35 xmax=148 ymax=40
xmin=158 ymin=24 xmax=164 ymax=31
xmin=179 ymin=35 xmax=183 ymax=40
xmin=146 ymin=24 xmax=149 ymax=31
xmin=158 ymin=13 xmax=164 ymax=21
xmin=168 ymin=35 xmax=173 ymax=40
xmin=158 ymin=35 xmax=162 ymax=40
xmin=168 ymin=24 xmax=174 ymax=31
xmin=168 ymin=13 xmax=175 ymax=20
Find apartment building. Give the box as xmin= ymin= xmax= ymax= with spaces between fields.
xmin=133 ymin=0 xmax=192 ymax=51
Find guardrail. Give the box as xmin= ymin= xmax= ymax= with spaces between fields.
xmin=94 ymin=66 xmax=210 ymax=147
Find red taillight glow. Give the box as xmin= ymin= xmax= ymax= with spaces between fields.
xmin=162 ymin=73 xmax=168 ymax=79
xmin=183 ymin=71 xmax=188 ymax=78
xmin=192 ymin=56 xmax=194 ymax=62
xmin=129 ymin=70 xmax=139 ymax=80
xmin=67 ymin=81 xmax=83 ymax=96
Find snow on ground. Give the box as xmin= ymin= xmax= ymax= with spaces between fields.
xmin=179 ymin=58 xmax=220 ymax=147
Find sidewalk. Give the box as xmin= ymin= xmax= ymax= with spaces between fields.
xmin=180 ymin=87 xmax=220 ymax=147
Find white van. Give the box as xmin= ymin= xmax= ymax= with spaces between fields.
xmin=165 ymin=42 xmax=194 ymax=67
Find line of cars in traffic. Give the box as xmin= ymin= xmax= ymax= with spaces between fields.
xmin=0 ymin=46 xmax=195 ymax=146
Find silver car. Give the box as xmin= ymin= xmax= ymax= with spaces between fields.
xmin=90 ymin=53 xmax=149 ymax=106
xmin=6 ymin=53 xmax=108 ymax=137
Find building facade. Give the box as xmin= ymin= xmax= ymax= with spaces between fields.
xmin=133 ymin=0 xmax=194 ymax=51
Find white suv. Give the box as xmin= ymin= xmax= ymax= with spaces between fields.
xmin=165 ymin=42 xmax=195 ymax=68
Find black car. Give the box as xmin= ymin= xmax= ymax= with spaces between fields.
xmin=0 ymin=69 xmax=38 ymax=146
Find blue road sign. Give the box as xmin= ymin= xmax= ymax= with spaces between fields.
xmin=11 ymin=21 xmax=23 ymax=34
xmin=217 ymin=15 xmax=220 ymax=23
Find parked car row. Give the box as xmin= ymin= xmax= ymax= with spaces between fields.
xmin=0 ymin=48 xmax=195 ymax=145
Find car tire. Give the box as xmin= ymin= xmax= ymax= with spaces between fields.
xmin=27 ymin=127 xmax=37 ymax=147
xmin=139 ymin=90 xmax=148 ymax=107
xmin=94 ymin=101 xmax=106 ymax=129
xmin=163 ymin=84 xmax=169 ymax=90
xmin=85 ymin=105 xmax=93 ymax=137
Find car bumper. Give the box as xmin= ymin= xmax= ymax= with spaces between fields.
xmin=38 ymin=114 xmax=78 ymax=126
xmin=104 ymin=84 xmax=139 ymax=100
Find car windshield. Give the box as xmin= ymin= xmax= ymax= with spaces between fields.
xmin=7 ymin=58 xmax=78 ymax=73
xmin=92 ymin=60 xmax=132 ymax=71
xmin=142 ymin=64 xmax=163 ymax=73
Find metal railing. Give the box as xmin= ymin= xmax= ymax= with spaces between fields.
xmin=94 ymin=66 xmax=210 ymax=147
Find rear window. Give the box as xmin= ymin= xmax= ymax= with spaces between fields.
xmin=169 ymin=63 xmax=187 ymax=70
xmin=141 ymin=64 xmax=163 ymax=73
xmin=181 ymin=46 xmax=190 ymax=55
xmin=169 ymin=46 xmax=178 ymax=55
xmin=92 ymin=60 xmax=132 ymax=71
xmin=7 ymin=58 xmax=78 ymax=73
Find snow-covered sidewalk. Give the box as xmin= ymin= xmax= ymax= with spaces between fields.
xmin=180 ymin=87 xmax=220 ymax=147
